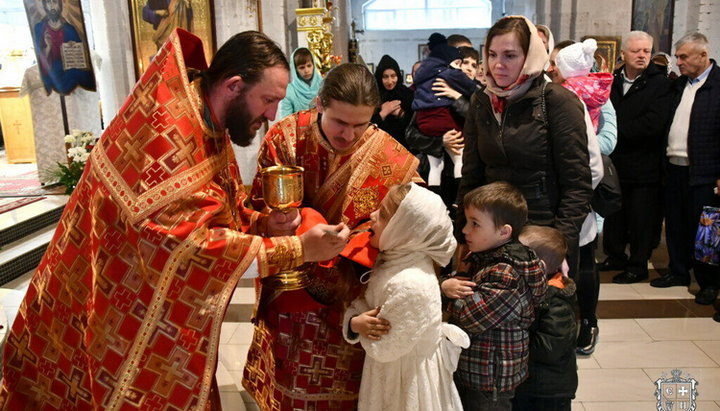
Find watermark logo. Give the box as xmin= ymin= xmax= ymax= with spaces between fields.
xmin=654 ymin=369 xmax=698 ymax=411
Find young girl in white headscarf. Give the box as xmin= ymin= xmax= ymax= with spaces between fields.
xmin=343 ymin=183 xmax=469 ymax=411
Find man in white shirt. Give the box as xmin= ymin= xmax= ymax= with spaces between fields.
xmin=600 ymin=31 xmax=672 ymax=284
xmin=649 ymin=33 xmax=720 ymax=314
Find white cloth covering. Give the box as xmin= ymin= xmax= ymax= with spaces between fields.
xmin=343 ymin=183 xmax=468 ymax=411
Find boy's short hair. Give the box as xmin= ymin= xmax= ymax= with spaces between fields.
xmin=459 ymin=46 xmax=480 ymax=62
xmin=294 ymin=48 xmax=313 ymax=68
xmin=447 ymin=34 xmax=472 ymax=48
xmin=463 ymin=182 xmax=527 ymax=239
xmin=519 ymin=225 xmax=568 ymax=275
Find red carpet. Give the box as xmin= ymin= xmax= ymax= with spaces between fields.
xmin=0 ymin=171 xmax=65 ymax=198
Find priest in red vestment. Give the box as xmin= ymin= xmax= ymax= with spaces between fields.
xmin=0 ymin=29 xmax=349 ymax=410
xmin=242 ymin=63 xmax=422 ymax=410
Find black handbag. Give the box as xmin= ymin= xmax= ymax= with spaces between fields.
xmin=591 ymin=154 xmax=622 ymax=217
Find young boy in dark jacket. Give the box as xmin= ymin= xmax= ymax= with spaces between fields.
xmin=513 ymin=225 xmax=578 ymax=411
xmin=442 ymin=182 xmax=546 ymax=411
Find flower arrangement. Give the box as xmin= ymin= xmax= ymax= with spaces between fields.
xmin=52 ymin=130 xmax=98 ymax=194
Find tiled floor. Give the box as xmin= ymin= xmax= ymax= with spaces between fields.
xmin=1 ymin=157 xmax=719 ymax=409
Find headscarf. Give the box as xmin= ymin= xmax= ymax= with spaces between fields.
xmin=280 ymin=48 xmax=322 ymax=115
xmin=374 ymin=54 xmax=414 ymax=107
xmin=377 ymin=183 xmax=456 ymax=268
xmin=483 ymin=16 xmax=548 ymax=114
xmin=536 ymin=25 xmax=555 ymax=56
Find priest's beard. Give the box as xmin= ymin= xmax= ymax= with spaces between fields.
xmin=225 ymin=92 xmax=263 ymax=147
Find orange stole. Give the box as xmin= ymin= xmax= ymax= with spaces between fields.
xmin=0 ymin=29 xmax=297 ymax=410
xmin=243 ymin=109 xmax=419 ymax=410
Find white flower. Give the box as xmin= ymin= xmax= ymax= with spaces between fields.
xmin=76 ymin=151 xmax=90 ymax=162
xmin=80 ymin=133 xmax=96 ymax=144
xmin=64 ymin=134 xmax=76 ymax=144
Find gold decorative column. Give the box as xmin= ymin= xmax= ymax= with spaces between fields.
xmin=296 ymin=2 xmax=338 ymax=74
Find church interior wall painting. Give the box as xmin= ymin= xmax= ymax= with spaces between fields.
xmin=128 ymin=0 xmax=216 ymax=78
xmin=23 ymin=0 xmax=97 ymax=96
xmin=631 ymin=0 xmax=674 ymax=53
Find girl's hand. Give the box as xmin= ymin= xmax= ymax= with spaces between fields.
xmin=441 ymin=276 xmax=476 ymax=299
xmin=432 ymin=79 xmax=462 ymax=100
xmin=351 ymin=307 xmax=391 ymax=340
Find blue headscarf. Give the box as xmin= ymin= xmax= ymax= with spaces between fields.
xmin=277 ymin=48 xmax=322 ymax=119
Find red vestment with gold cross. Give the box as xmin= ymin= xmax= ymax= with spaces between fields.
xmin=242 ymin=109 xmax=421 ymax=410
xmin=0 ymin=29 xmax=303 ymax=410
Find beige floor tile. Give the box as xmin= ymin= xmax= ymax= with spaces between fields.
xmin=592 ymin=341 xmax=716 ymax=369
xmin=216 ymin=361 xmax=238 ymax=392
xmin=637 ymin=318 xmax=720 ymax=341
xmin=577 ymin=355 xmax=601 ymax=369
xmin=571 ymin=401 xmax=585 ymax=410
xmin=241 ymin=391 xmax=260 ymax=410
xmin=597 ymin=319 xmax=652 ymax=342
xmin=218 ymin=344 xmax=251 ymax=371
xmin=220 ymin=323 xmax=240 ymax=344
xmin=219 ymin=391 xmax=247 ymax=410
xmin=229 ymin=370 xmax=244 ymax=391
xmin=630 ymin=283 xmax=695 ymax=300
xmin=228 ymin=323 xmax=255 ymax=345
xmin=230 ymin=287 xmax=256 ymax=305
xmin=598 ymin=284 xmax=644 ymax=301
xmin=575 ymin=369 xmax=655 ymax=402
xmin=581 ymin=402 xmax=657 ymax=410
xmin=695 ymin=341 xmax=720 ymax=366
xmin=644 ymin=367 xmax=720 ymax=401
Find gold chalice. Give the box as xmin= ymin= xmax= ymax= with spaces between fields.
xmin=259 ymin=165 xmax=309 ymax=290
xmin=260 ymin=165 xmax=304 ymax=213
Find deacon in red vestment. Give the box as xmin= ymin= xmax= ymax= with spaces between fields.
xmin=242 ymin=63 xmax=422 ymax=410
xmin=0 ymin=29 xmax=349 ymax=410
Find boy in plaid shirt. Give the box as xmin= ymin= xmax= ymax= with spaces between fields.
xmin=441 ymin=182 xmax=546 ymax=410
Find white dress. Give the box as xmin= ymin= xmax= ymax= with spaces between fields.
xmin=343 ymin=183 xmax=469 ymax=411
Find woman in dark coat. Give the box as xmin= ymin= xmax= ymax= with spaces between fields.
xmin=455 ymin=16 xmax=593 ymax=274
xmin=372 ymin=55 xmax=414 ymax=148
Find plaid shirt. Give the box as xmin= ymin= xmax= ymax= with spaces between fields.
xmin=448 ymin=241 xmax=546 ymax=393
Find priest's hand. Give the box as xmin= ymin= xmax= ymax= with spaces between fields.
xmin=300 ymin=223 xmax=350 ymax=262
xmin=267 ymin=209 xmax=301 ymax=236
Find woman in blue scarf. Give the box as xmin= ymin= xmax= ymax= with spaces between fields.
xmin=277 ymin=48 xmax=322 ymax=119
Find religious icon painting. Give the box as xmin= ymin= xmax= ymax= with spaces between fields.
xmin=128 ymin=0 xmax=216 ymax=78
xmin=23 ymin=0 xmax=97 ymax=96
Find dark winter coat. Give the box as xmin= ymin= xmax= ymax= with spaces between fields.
xmin=371 ymin=55 xmax=414 ymax=148
xmin=514 ymin=276 xmax=578 ymax=399
xmin=610 ymin=62 xmax=673 ymax=184
xmin=411 ymin=57 xmax=477 ymax=111
xmin=667 ymin=60 xmax=720 ymax=187
xmin=458 ymin=76 xmax=593 ymax=257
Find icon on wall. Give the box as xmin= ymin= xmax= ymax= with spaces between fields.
xmin=23 ymin=0 xmax=96 ymax=96
xmin=128 ymin=0 xmax=216 ymax=78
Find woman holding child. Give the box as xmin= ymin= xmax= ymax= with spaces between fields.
xmin=457 ymin=16 xmax=593 ymax=274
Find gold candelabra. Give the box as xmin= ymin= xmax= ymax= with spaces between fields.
xmin=296 ymin=1 xmax=338 ymax=74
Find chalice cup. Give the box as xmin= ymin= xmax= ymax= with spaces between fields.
xmin=260 ymin=165 xmax=309 ymax=291
xmin=260 ymin=165 xmax=304 ymax=213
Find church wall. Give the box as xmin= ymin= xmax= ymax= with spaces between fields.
xmin=58 ymin=0 xmax=720 ymax=140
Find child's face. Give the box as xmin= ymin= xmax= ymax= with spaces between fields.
xmin=381 ymin=68 xmax=398 ymax=91
xmin=296 ymin=60 xmax=314 ymax=81
xmin=368 ymin=203 xmax=389 ymax=249
xmin=462 ymin=206 xmax=510 ymax=253
xmin=461 ymin=57 xmax=479 ymax=80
